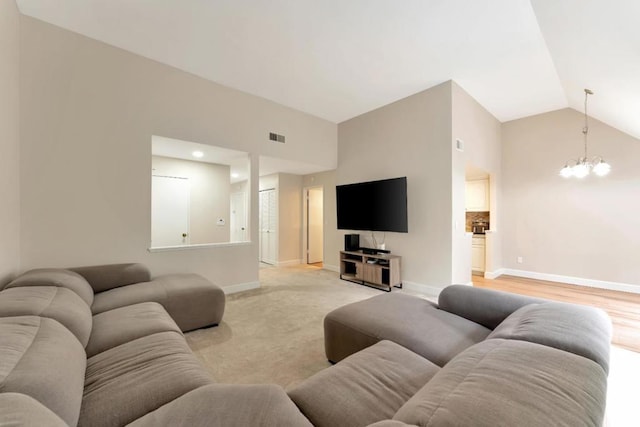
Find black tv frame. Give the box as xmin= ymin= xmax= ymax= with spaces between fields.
xmin=336 ymin=177 xmax=408 ymax=233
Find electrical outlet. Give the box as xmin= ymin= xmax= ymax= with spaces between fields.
xmin=517 ymin=256 xmax=523 ymax=264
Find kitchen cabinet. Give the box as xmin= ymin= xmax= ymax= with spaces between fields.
xmin=471 ymin=236 xmax=486 ymax=273
xmin=465 ymin=179 xmax=489 ymax=212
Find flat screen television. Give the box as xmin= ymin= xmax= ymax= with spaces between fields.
xmin=336 ymin=177 xmax=408 ymax=233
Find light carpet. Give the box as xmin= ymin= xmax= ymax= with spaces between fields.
xmin=185 ymin=264 xmax=399 ymax=389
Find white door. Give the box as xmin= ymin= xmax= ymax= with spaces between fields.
xmin=152 ymin=175 xmax=190 ymax=247
xmin=230 ymin=192 xmax=248 ymax=242
xmin=259 ymin=189 xmax=277 ymax=264
xmin=307 ymin=187 xmax=323 ymax=264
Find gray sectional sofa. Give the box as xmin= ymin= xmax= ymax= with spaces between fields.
xmin=288 ymin=285 xmax=612 ymax=427
xmin=0 ymin=264 xmax=612 ymax=427
xmin=0 ymin=263 xmax=311 ymax=427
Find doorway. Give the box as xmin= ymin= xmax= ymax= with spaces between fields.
xmin=151 ymin=175 xmax=190 ymax=246
xmin=259 ymin=189 xmax=277 ymax=265
xmin=305 ymin=187 xmax=324 ymax=265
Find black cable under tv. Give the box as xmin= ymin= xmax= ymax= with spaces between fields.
xmin=360 ymin=247 xmax=390 ymax=255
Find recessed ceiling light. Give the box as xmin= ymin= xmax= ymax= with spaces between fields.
xmin=231 ymin=173 xmax=239 ymax=178
xmin=192 ymin=151 xmax=204 ymax=158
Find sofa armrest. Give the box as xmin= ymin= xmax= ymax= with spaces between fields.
xmin=70 ymin=263 xmax=151 ymax=293
xmin=438 ymin=285 xmax=544 ymax=329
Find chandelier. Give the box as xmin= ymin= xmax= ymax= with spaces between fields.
xmin=560 ymin=89 xmax=610 ymax=178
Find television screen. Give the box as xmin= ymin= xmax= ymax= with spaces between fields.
xmin=336 ymin=177 xmax=408 ymax=233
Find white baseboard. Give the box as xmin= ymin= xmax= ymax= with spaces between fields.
xmin=484 ymin=268 xmax=505 ymax=279
xmin=323 ymin=264 xmax=339 ymax=273
xmin=497 ymin=268 xmax=640 ymax=295
xmin=277 ymin=259 xmax=301 ymax=267
xmin=222 ymin=281 xmax=260 ymax=295
xmin=402 ymin=281 xmax=445 ymax=298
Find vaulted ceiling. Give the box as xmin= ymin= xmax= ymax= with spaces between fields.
xmin=16 ymin=0 xmax=640 ymax=138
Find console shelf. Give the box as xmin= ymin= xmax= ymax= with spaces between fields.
xmin=339 ymin=250 xmax=402 ymax=292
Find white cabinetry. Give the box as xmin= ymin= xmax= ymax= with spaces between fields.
xmin=465 ymin=179 xmax=489 ymax=212
xmin=471 ymin=236 xmax=486 ymax=273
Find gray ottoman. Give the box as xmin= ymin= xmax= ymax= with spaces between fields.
xmin=324 ymin=293 xmax=490 ymax=366
xmin=91 ymin=273 xmax=225 ymax=332
xmin=71 ymin=263 xmax=226 ymax=332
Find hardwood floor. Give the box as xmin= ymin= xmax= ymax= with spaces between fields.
xmin=473 ymin=275 xmax=640 ymax=353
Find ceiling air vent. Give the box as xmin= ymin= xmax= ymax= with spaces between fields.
xmin=269 ymin=132 xmax=285 ymax=143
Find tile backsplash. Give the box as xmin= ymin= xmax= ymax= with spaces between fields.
xmin=466 ymin=211 xmax=490 ymax=232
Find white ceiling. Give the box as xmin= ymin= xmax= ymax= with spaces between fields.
xmin=16 ymin=0 xmax=640 ymax=139
xmin=152 ymin=136 xmax=250 ymax=183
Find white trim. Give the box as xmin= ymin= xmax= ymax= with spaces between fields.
xmin=277 ymin=259 xmax=301 ymax=267
xmin=484 ymin=268 xmax=505 ymax=279
xmin=402 ymin=281 xmax=444 ymax=298
xmin=222 ymin=281 xmax=260 ymax=295
xmin=323 ymin=264 xmax=339 ymax=273
xmin=498 ymin=268 xmax=640 ymax=295
xmin=149 ymin=241 xmax=251 ymax=252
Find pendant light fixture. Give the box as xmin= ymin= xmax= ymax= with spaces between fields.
xmin=560 ymin=89 xmax=610 ymax=178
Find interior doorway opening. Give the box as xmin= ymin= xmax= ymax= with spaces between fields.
xmin=304 ymin=186 xmax=324 ymax=266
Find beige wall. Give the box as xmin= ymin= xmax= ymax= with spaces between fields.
xmin=302 ymin=170 xmax=338 ymax=269
xmin=152 ymin=156 xmax=231 ymax=244
xmin=337 ymin=82 xmax=453 ymax=291
xmin=502 ymin=108 xmax=640 ymax=288
xmin=0 ymin=0 xmax=21 ymax=285
xmin=259 ymin=174 xmax=278 ymax=192
xmin=231 ymin=180 xmax=248 ymax=194
xmin=451 ymin=83 xmax=502 ymax=283
xmin=277 ymin=173 xmax=303 ymax=264
xmin=19 ymin=16 xmax=337 ymax=288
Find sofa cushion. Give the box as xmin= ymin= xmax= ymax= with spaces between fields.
xmin=0 ymin=392 xmax=68 ymax=427
xmin=289 ymin=340 xmax=439 ymax=427
xmin=71 ymin=263 xmax=151 ymax=293
xmin=438 ymin=284 xmax=544 ymax=329
xmin=324 ymin=293 xmax=491 ymax=365
xmin=129 ymin=384 xmax=313 ymax=427
xmin=367 ymin=422 xmax=415 ymax=427
xmin=80 ymin=331 xmax=213 ymax=427
xmin=5 ymin=268 xmax=94 ymax=305
xmin=0 ymin=286 xmax=92 ymax=347
xmin=487 ymin=302 xmax=612 ymax=372
xmin=0 ymin=316 xmax=86 ymax=426
xmin=92 ymin=273 xmax=225 ymax=331
xmin=86 ymin=302 xmax=182 ymax=357
xmin=393 ymin=339 xmax=607 ymax=427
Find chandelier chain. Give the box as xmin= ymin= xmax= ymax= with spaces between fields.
xmin=583 ymin=89 xmax=591 ymax=159
xmin=559 ymin=88 xmax=609 ymax=178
